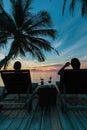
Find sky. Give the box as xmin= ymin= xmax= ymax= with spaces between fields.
xmin=0 ymin=0 xmax=87 ymax=71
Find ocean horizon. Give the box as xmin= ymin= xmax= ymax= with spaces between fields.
xmin=0 ymin=71 xmax=60 ymax=86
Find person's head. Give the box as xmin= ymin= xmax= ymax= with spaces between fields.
xmin=14 ymin=61 xmax=21 ymax=70
xmin=71 ymin=58 xmax=80 ymax=69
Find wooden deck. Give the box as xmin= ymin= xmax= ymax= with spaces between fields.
xmin=0 ymin=88 xmax=87 ymax=130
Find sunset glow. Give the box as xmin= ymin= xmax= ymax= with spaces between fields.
xmin=0 ymin=0 xmax=87 ymax=71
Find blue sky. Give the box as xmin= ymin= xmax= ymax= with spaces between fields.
xmin=0 ymin=0 xmax=87 ymax=70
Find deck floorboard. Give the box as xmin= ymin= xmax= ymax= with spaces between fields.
xmin=0 ymin=88 xmax=87 ymax=130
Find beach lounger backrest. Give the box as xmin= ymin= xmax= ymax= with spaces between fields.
xmin=60 ymin=69 xmax=87 ymax=94
xmin=1 ymin=70 xmax=32 ymax=94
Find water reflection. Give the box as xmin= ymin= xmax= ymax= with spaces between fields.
xmin=30 ymin=71 xmax=60 ymax=85
xmin=0 ymin=71 xmax=60 ymax=86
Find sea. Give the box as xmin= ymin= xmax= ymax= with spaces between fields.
xmin=0 ymin=71 xmax=60 ymax=86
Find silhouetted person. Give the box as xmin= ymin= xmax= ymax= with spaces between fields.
xmin=13 ymin=61 xmax=22 ymax=97
xmin=71 ymin=58 xmax=80 ymax=69
xmin=58 ymin=58 xmax=81 ymax=75
xmin=13 ymin=61 xmax=21 ymax=70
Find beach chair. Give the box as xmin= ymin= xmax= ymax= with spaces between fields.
xmin=0 ymin=70 xmax=38 ymax=111
xmin=57 ymin=69 xmax=87 ymax=112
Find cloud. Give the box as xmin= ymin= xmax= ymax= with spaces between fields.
xmin=0 ymin=0 xmax=87 ymax=70
xmin=81 ymin=55 xmax=87 ymax=62
xmin=0 ymin=54 xmax=5 ymax=60
xmin=52 ymin=40 xmax=63 ymax=48
xmin=59 ymin=32 xmax=87 ymax=59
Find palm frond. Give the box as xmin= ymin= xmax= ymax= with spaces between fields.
xmin=22 ymin=38 xmax=35 ymax=55
xmin=63 ymin=0 xmax=87 ymax=17
xmin=0 ymin=31 xmax=9 ymax=45
xmin=26 ymin=29 xmax=57 ymax=39
xmin=34 ymin=50 xmax=45 ymax=62
xmin=3 ymin=60 xmax=10 ymax=70
xmin=8 ymin=34 xmax=45 ymax=61
xmin=10 ymin=0 xmax=25 ymax=28
xmin=69 ymin=0 xmax=76 ymax=16
xmin=24 ymin=0 xmax=33 ymax=13
xmin=21 ymin=15 xmax=33 ymax=30
xmin=81 ymin=0 xmax=87 ymax=17
xmin=0 ymin=37 xmax=8 ymax=45
xmin=0 ymin=0 xmax=58 ymax=66
xmin=25 ymin=11 xmax=52 ymax=31
xmin=10 ymin=0 xmax=15 ymax=4
xmin=26 ymin=36 xmax=59 ymax=55
xmin=62 ymin=0 xmax=67 ymax=15
xmin=0 ymin=33 xmax=11 ymax=44
xmin=0 ymin=3 xmax=16 ymax=31
xmin=27 ymin=42 xmax=45 ymax=61
xmin=0 ymin=0 xmax=3 ymax=11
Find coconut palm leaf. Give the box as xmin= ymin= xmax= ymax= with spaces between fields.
xmin=0 ymin=0 xmax=58 ymax=68
xmin=69 ymin=0 xmax=76 ymax=16
xmin=62 ymin=0 xmax=67 ymax=15
xmin=22 ymin=11 xmax=52 ymax=32
xmin=27 ymin=29 xmax=56 ymax=39
xmin=10 ymin=0 xmax=25 ymax=28
xmin=28 ymin=11 xmax=52 ymax=29
xmin=23 ymin=0 xmax=33 ymax=13
xmin=26 ymin=36 xmax=59 ymax=55
xmin=0 ymin=14 xmax=15 ymax=33
xmin=27 ymin=37 xmax=52 ymax=50
xmin=81 ymin=0 xmax=87 ymax=17
xmin=0 ymin=3 xmax=16 ymax=32
xmin=63 ymin=0 xmax=87 ymax=17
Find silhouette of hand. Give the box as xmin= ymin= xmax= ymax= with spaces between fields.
xmin=65 ymin=62 xmax=70 ymax=67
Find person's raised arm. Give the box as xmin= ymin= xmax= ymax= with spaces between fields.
xmin=58 ymin=62 xmax=70 ymax=75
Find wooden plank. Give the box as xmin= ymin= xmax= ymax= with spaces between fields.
xmin=79 ymin=111 xmax=87 ymax=128
xmin=82 ymin=110 xmax=87 ymax=118
xmin=74 ymin=111 xmax=87 ymax=129
xmin=40 ymin=106 xmax=51 ymax=130
xmin=0 ymin=97 xmax=39 ymax=129
xmin=16 ymin=99 xmax=38 ymax=130
xmin=0 ymin=111 xmax=12 ymax=124
xmin=50 ymin=106 xmax=62 ymax=130
xmin=0 ymin=90 xmax=87 ymax=130
xmin=7 ymin=110 xmax=26 ymax=129
xmin=23 ymin=104 xmax=39 ymax=130
xmin=8 ymin=110 xmax=26 ymax=130
xmin=57 ymin=106 xmax=73 ymax=130
xmin=0 ymin=110 xmax=19 ymax=129
xmin=67 ymin=111 xmax=85 ymax=130
xmin=27 ymin=106 xmax=42 ymax=130
xmin=17 ymin=111 xmax=35 ymax=130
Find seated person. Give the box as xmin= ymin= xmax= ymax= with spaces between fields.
xmin=57 ymin=58 xmax=81 ymax=89
xmin=13 ymin=61 xmax=21 ymax=70
xmin=58 ymin=58 xmax=81 ymax=75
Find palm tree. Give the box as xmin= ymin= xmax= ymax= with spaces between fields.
xmin=0 ymin=0 xmax=58 ymax=69
xmin=63 ymin=0 xmax=87 ymax=17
